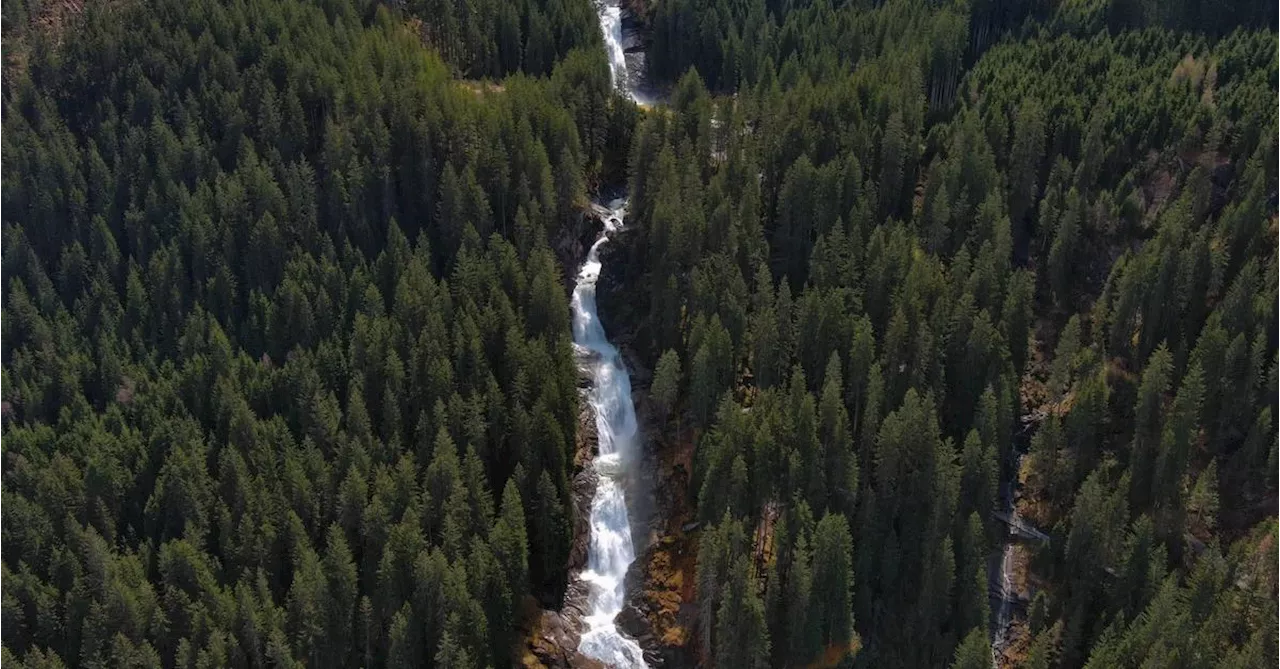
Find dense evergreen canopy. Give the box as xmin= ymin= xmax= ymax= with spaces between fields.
xmin=603 ymin=1 xmax=1276 ymax=667
xmin=2 ymin=0 xmax=630 ymax=666
xmin=2 ymin=0 xmax=1277 ymax=668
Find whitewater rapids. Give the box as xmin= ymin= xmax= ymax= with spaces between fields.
xmin=573 ymin=201 xmax=648 ymax=668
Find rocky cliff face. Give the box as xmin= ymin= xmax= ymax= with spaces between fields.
xmin=526 ymin=203 xmax=700 ymax=668
xmin=580 ymin=341 xmax=701 ymax=669
xmin=590 ymin=209 xmax=701 ymax=668
xmin=520 ymin=585 xmax=602 ymax=669
xmin=551 ymin=208 xmax=605 ymax=288
xmin=615 ymin=383 xmax=700 ymax=668
xmin=519 ymin=379 xmax=606 ymax=668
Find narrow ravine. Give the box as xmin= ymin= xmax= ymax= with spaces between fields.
xmin=573 ymin=5 xmax=658 ymax=666
xmin=573 ymin=201 xmax=649 ymax=668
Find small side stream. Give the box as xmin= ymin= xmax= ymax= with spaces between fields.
xmin=991 ymin=442 xmax=1035 ymax=666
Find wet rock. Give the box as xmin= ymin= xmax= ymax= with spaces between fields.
xmin=620 ymin=18 xmax=647 ymax=53
xmin=575 ymin=394 xmax=599 ymax=468
xmin=526 ymin=609 xmax=580 ymax=665
xmin=615 ymin=533 xmax=697 ymax=668
xmin=619 ymin=0 xmax=653 ymax=28
xmin=569 ymin=400 xmax=599 ymax=572
xmin=611 ymin=362 xmax=700 ymax=668
xmin=594 ymin=227 xmax=643 ymax=344
xmin=552 ymin=209 xmax=604 ymax=286
xmin=522 ymin=603 xmax=607 ymax=669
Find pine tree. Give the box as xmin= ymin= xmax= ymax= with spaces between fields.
xmin=1002 ymin=269 xmax=1034 ymax=377
xmin=1066 ymin=366 xmax=1109 ymax=487
xmin=819 ymin=354 xmax=858 ymax=515
xmin=1153 ymin=362 xmax=1205 ymax=542
xmin=954 ymin=513 xmax=990 ymax=638
xmin=949 ymin=628 xmax=991 ymax=669
xmin=715 ymin=557 xmax=770 ymax=669
xmin=879 ymin=112 xmax=908 ymax=222
xmin=810 ymin=513 xmax=855 ymax=648
xmin=784 ymin=533 xmax=818 ymax=662
xmin=1026 ymin=415 xmax=1069 ymax=512
xmin=286 ymin=539 xmax=328 ymax=666
xmin=1048 ymin=189 xmax=1083 ymax=305
xmin=1129 ymin=345 xmax=1173 ymax=513
xmin=1025 ymin=621 xmax=1062 ymax=669
xmin=696 ymin=515 xmax=746 ymax=660
xmin=1065 ymin=466 xmax=1129 ymax=628
xmin=652 ymin=349 xmax=682 ymax=426
xmin=385 ymin=604 xmax=415 ymax=669
xmin=492 ymin=480 xmax=530 ymax=599
xmin=690 ymin=344 xmax=718 ymax=428
xmin=531 ymin=471 xmax=569 ymax=593
xmin=1182 ymin=460 xmax=1213 ymax=539
xmin=1009 ymin=100 xmax=1047 ymax=225
xmin=322 ymin=524 xmax=358 ymax=667
xmin=1049 ymin=315 xmax=1082 ymax=399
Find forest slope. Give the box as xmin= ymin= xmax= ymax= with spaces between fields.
xmin=1 ymin=0 xmax=636 ymax=667
xmin=1 ymin=0 xmax=1277 ymax=668
xmin=600 ymin=1 xmax=1278 ymax=667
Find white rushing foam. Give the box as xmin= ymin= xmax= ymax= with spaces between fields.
xmin=599 ymin=3 xmax=629 ymax=94
xmin=597 ymin=0 xmax=661 ymax=106
xmin=992 ymin=541 xmax=1016 ymax=665
xmin=573 ymin=200 xmax=648 ymax=668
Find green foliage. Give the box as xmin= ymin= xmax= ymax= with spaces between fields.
xmin=0 ymin=0 xmax=637 ymax=665
xmin=949 ymin=628 xmax=991 ymax=669
xmin=409 ymin=0 xmax=603 ymax=78
xmin=612 ymin=3 xmax=1276 ymax=663
xmin=651 ymin=348 xmax=682 ymax=424
xmin=714 ymin=557 xmax=771 ymax=669
xmin=3 ymin=0 xmax=1277 ymax=666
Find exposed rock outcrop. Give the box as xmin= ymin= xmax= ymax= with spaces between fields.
xmin=552 ymin=208 xmax=605 ymax=287
xmin=613 ymin=351 xmax=700 ymax=668
xmin=569 ymin=398 xmax=600 ymax=572
xmin=519 ymin=351 xmax=602 ymax=666
xmin=520 ymin=581 xmax=606 ymax=669
xmin=528 ymin=200 xmax=699 ymax=667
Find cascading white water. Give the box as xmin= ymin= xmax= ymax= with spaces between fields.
xmin=599 ymin=2 xmax=629 ymax=94
xmin=992 ymin=542 xmax=1016 ymax=664
xmin=598 ymin=0 xmax=657 ymax=105
xmin=573 ymin=200 xmax=648 ymax=669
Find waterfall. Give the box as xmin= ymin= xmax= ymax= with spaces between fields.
xmin=574 ymin=5 xmax=657 ymax=665
xmin=574 ymin=200 xmax=649 ymax=669
xmin=992 ymin=542 xmax=1017 ymax=662
xmin=600 ymin=2 xmax=629 ymax=94
xmin=598 ymin=0 xmax=656 ymax=105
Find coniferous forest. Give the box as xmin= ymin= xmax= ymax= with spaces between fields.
xmin=1 ymin=0 xmax=1276 ymax=668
